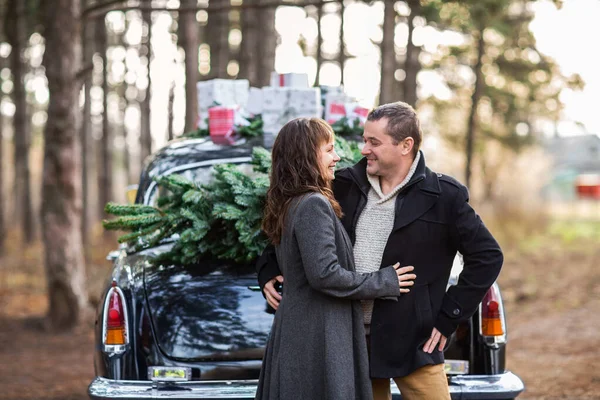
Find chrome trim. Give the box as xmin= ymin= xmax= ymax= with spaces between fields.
xmin=101 ymin=285 xmax=130 ymax=353
xmin=88 ymin=377 xmax=260 ymax=399
xmin=102 ymin=344 xmax=128 ymax=354
xmin=106 ymin=250 xmax=120 ymax=262
xmin=143 ymin=157 xmax=252 ymax=205
xmin=447 ymin=371 xmax=525 ymax=399
xmin=479 ymin=282 xmax=508 ymax=348
xmin=89 ymin=372 xmax=524 ymax=399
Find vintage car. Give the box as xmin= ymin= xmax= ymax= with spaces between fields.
xmin=88 ymin=136 xmax=525 ymax=399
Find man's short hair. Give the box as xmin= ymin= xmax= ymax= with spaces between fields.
xmin=367 ymin=102 xmax=422 ymax=157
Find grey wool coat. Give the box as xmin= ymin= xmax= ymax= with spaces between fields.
xmin=255 ymin=193 xmax=400 ymax=400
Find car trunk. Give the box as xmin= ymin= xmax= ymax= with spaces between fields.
xmin=144 ymin=261 xmax=274 ymax=362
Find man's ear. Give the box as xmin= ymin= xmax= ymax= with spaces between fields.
xmin=401 ymin=137 xmax=414 ymax=156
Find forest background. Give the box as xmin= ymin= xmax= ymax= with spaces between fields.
xmin=0 ymin=0 xmax=598 ymax=399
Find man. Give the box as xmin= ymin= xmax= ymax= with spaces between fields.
xmin=256 ymin=102 xmax=503 ymax=400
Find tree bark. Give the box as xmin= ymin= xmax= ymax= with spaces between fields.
xmin=255 ymin=0 xmax=276 ymax=86
xmin=207 ymin=0 xmax=230 ymax=79
xmin=41 ymin=0 xmax=89 ymax=331
xmin=140 ymin=8 xmax=153 ymax=167
xmin=178 ymin=0 xmax=198 ymax=132
xmin=238 ymin=0 xmax=258 ymax=85
xmin=96 ymin=15 xmax=112 ymax=221
xmin=379 ymin=0 xmax=396 ymax=105
xmin=167 ymin=82 xmax=175 ymax=141
xmin=80 ymin=0 xmax=94 ymax=244
xmin=0 ymin=73 xmax=4 ymax=255
xmin=314 ymin=4 xmax=323 ymax=86
xmin=338 ymin=0 xmax=345 ymax=85
xmin=403 ymin=0 xmax=421 ymax=108
xmin=465 ymin=28 xmax=485 ymax=189
xmin=6 ymin=0 xmax=35 ymax=243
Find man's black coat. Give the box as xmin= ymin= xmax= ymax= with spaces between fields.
xmin=256 ymin=153 xmax=503 ymax=378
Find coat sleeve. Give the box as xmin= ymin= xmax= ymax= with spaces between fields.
xmin=294 ymin=194 xmax=400 ymax=300
xmin=434 ymin=186 xmax=503 ymax=338
xmin=255 ymin=243 xmax=281 ymax=294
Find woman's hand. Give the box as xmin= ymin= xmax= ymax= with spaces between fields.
xmin=393 ymin=263 xmax=416 ymax=293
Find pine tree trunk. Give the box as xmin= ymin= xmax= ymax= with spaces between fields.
xmin=403 ymin=0 xmax=421 ymax=108
xmin=123 ymin=15 xmax=132 ymax=184
xmin=207 ymin=0 xmax=230 ymax=79
xmin=41 ymin=0 xmax=88 ymax=331
xmin=167 ymin=82 xmax=175 ymax=141
xmin=314 ymin=5 xmax=323 ymax=86
xmin=178 ymin=0 xmax=198 ymax=132
xmin=140 ymin=9 xmax=153 ymax=167
xmin=7 ymin=0 xmax=34 ymax=243
xmin=238 ymin=0 xmax=258 ymax=85
xmin=0 ymin=77 xmax=4 ymax=255
xmin=338 ymin=1 xmax=346 ymax=85
xmin=80 ymin=0 xmax=94 ymax=244
xmin=255 ymin=0 xmax=276 ymax=86
xmin=379 ymin=0 xmax=396 ymax=105
xmin=97 ymin=16 xmax=112 ymax=221
xmin=465 ymin=29 xmax=485 ymax=189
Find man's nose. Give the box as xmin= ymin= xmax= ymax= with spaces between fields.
xmin=361 ymin=144 xmax=370 ymax=156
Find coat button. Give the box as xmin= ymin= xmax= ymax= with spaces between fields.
xmin=453 ymin=308 xmax=460 ymax=316
xmin=437 ymin=173 xmax=443 ymax=178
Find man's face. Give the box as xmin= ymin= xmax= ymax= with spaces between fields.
xmin=361 ymin=118 xmax=406 ymax=178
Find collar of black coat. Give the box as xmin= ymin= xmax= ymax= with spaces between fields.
xmin=339 ymin=150 xmax=441 ymax=198
xmin=335 ymin=151 xmax=443 ymax=232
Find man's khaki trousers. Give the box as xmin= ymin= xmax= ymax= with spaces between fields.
xmin=371 ymin=363 xmax=451 ymax=400
xmin=367 ymin=335 xmax=451 ymax=400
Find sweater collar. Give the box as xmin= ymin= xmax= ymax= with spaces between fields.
xmin=367 ymin=151 xmax=421 ymax=202
xmin=349 ymin=150 xmax=428 ymax=197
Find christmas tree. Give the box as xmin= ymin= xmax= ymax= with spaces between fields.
xmin=104 ymin=130 xmax=363 ymax=265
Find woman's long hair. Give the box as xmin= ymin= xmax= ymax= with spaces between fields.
xmin=262 ymin=118 xmax=343 ymax=245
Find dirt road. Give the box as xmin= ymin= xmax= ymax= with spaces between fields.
xmin=0 ymin=237 xmax=598 ymax=400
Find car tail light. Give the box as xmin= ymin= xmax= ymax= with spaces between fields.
xmin=102 ymin=280 xmax=129 ymax=353
xmin=479 ymin=283 xmax=507 ymax=348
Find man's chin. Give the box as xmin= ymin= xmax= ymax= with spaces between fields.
xmin=366 ymin=165 xmax=377 ymax=175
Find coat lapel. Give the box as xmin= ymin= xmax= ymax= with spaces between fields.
xmin=391 ymin=166 xmax=442 ymax=233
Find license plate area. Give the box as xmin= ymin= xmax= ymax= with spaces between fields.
xmin=444 ymin=359 xmax=469 ymax=375
xmin=148 ymin=366 xmax=192 ymax=382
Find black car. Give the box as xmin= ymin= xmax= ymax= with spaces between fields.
xmin=88 ymin=136 xmax=525 ymax=399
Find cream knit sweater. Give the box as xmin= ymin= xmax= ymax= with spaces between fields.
xmin=353 ymin=153 xmax=421 ymax=326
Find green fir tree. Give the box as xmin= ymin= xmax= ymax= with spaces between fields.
xmin=104 ymin=137 xmax=362 ymax=265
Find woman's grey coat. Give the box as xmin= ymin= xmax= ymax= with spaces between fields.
xmin=255 ymin=193 xmax=400 ymax=400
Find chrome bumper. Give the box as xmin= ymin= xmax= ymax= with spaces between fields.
xmin=89 ymin=371 xmax=524 ymax=399
xmin=88 ymin=377 xmax=259 ymax=399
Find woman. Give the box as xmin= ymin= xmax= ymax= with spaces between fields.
xmin=256 ymin=118 xmax=415 ymax=400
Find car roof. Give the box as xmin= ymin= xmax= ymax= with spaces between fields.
xmin=136 ymin=136 xmax=267 ymax=203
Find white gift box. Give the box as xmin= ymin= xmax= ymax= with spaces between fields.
xmin=196 ymin=79 xmax=250 ymax=127
xmin=262 ymin=87 xmax=321 ymax=113
xmin=246 ymin=87 xmax=264 ymax=115
xmin=270 ymin=72 xmax=309 ymax=88
xmin=261 ymin=87 xmax=322 ymax=134
xmin=325 ymin=91 xmax=351 ymax=123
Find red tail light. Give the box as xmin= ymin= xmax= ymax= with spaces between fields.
xmin=103 ymin=281 xmax=128 ymax=348
xmin=479 ymin=285 xmax=505 ymax=340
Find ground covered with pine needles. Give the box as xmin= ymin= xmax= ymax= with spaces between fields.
xmin=0 ymin=219 xmax=599 ymax=399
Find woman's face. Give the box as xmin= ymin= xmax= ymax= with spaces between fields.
xmin=318 ymin=137 xmax=341 ymax=181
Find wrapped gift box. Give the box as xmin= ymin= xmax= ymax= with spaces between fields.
xmin=196 ymin=79 xmax=249 ymax=128
xmin=208 ymin=106 xmax=236 ymax=141
xmin=246 ymin=87 xmax=264 ymax=115
xmin=270 ymin=72 xmax=309 ymax=88
xmin=261 ymin=87 xmax=322 ymax=135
